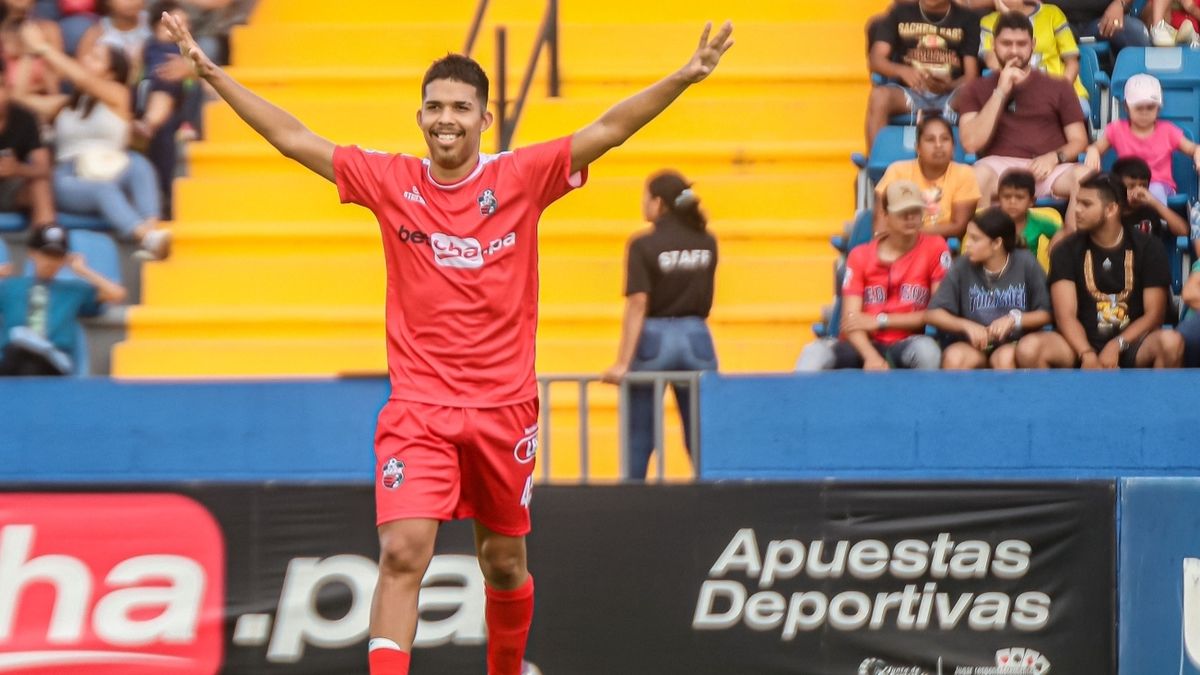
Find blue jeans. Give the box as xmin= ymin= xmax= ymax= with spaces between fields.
xmin=54 ymin=152 xmax=161 ymax=238
xmin=624 ymin=317 xmax=718 ymax=480
xmin=1179 ymin=313 xmax=1200 ymax=367
xmin=1072 ymin=17 xmax=1151 ymax=52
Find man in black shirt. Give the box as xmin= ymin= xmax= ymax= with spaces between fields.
xmin=0 ymin=83 xmax=54 ymax=226
xmin=865 ymin=0 xmax=980 ymax=148
xmin=1015 ymin=173 xmax=1184 ymax=368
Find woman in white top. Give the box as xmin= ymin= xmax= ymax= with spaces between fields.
xmin=20 ymin=21 xmax=169 ymax=259
xmin=76 ymin=0 xmax=151 ymax=65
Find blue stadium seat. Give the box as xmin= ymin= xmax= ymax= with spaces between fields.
xmin=816 ymin=210 xmax=876 ymax=338
xmin=0 ymin=212 xmax=25 ymax=233
xmin=0 ymin=238 xmax=8 ymax=268
xmin=1078 ymin=43 xmax=1111 ymax=131
xmin=1111 ymin=48 xmax=1200 ymax=140
xmin=0 ymin=212 xmax=111 ymax=232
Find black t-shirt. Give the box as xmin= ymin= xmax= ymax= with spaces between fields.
xmin=1048 ymin=227 xmax=1172 ymax=351
xmin=1122 ymin=205 xmax=1168 ymax=239
xmin=0 ymin=103 xmax=44 ymax=163
xmin=624 ymin=215 xmax=718 ymax=318
xmin=874 ymin=2 xmax=981 ymax=81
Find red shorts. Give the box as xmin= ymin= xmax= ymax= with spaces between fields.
xmin=374 ymin=398 xmax=539 ymax=536
xmin=1171 ymin=10 xmax=1200 ymax=31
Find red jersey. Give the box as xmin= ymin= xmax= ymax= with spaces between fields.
xmin=333 ymin=137 xmax=587 ymax=407
xmin=841 ymin=233 xmax=950 ymax=345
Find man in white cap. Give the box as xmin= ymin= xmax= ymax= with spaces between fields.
xmin=797 ymin=180 xmax=950 ymax=371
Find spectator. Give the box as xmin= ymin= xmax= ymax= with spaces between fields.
xmin=1178 ymin=261 xmax=1200 ymax=366
xmin=796 ymin=180 xmax=949 ymax=371
xmin=1147 ymin=0 xmax=1200 ymax=46
xmin=76 ymin=0 xmax=149 ymax=64
xmin=602 ymin=171 xmax=718 ymax=481
xmin=1111 ymin=157 xmax=1189 ymax=243
xmin=0 ymin=78 xmax=55 ymax=226
xmin=56 ymin=0 xmax=100 ymax=56
xmin=957 ymin=11 xmax=1088 ymax=221
xmin=926 ymin=207 xmax=1053 ymax=368
xmin=1084 ymin=74 xmax=1200 ymax=207
xmin=177 ymin=0 xmax=248 ymax=66
xmin=134 ymin=0 xmax=189 ymax=219
xmin=865 ymin=0 xmax=980 ymax=149
xmin=1015 ymin=173 xmax=1183 ymax=368
xmin=1 ymin=0 xmax=63 ymax=103
xmin=19 ymin=23 xmax=171 ymax=258
xmin=0 ymin=224 xmax=125 ymax=375
xmin=996 ymin=169 xmax=1063 ymax=266
xmin=981 ymin=1 xmax=1089 ymax=116
xmin=1057 ymin=0 xmax=1151 ymax=51
xmin=874 ymin=113 xmax=981 ymax=238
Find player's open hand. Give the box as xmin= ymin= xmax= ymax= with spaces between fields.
xmin=679 ymin=21 xmax=734 ymax=85
xmin=162 ymin=11 xmax=215 ymax=79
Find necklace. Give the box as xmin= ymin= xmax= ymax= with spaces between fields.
xmin=983 ymin=253 xmax=1010 ymax=283
xmin=918 ymin=0 xmax=951 ymax=25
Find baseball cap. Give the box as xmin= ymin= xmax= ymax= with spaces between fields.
xmin=1125 ymin=74 xmax=1162 ymax=107
xmin=27 ymin=225 xmax=69 ymax=256
xmin=885 ymin=180 xmax=925 ymax=214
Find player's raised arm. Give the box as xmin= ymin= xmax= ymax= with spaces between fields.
xmin=162 ymin=11 xmax=336 ymax=182
xmin=569 ymin=21 xmax=734 ymax=175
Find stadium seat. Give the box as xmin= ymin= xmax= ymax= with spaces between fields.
xmin=0 ymin=237 xmax=8 ymax=267
xmin=0 ymin=212 xmax=112 ymax=232
xmin=1111 ymin=48 xmax=1200 ymax=141
xmin=816 ymin=209 xmax=875 ymax=338
xmin=1078 ymin=43 xmax=1111 ymax=132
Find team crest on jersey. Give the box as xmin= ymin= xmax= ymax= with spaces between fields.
xmin=477 ymin=188 xmax=498 ymax=216
xmin=381 ymin=458 xmax=405 ymax=489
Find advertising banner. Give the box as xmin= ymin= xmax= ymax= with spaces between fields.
xmin=1118 ymin=478 xmax=1200 ymax=675
xmin=0 ymin=483 xmax=1114 ymax=674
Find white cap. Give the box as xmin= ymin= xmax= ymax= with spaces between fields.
xmin=1125 ymin=73 xmax=1163 ymax=107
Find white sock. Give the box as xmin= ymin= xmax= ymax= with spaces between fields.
xmin=368 ymin=637 xmax=402 ymax=652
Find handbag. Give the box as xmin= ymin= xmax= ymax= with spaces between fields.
xmin=75 ymin=148 xmax=130 ymax=181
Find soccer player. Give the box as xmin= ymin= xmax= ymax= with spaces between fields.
xmin=161 ymin=12 xmax=734 ymax=675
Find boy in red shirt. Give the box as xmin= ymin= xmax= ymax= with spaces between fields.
xmin=163 ymin=13 xmax=733 ymax=675
xmin=797 ymin=180 xmax=949 ymax=371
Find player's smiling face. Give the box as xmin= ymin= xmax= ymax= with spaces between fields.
xmin=418 ymin=78 xmax=493 ymax=180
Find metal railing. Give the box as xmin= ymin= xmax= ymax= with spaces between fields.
xmin=494 ymin=0 xmax=561 ymax=151
xmin=463 ymin=0 xmax=490 ymax=56
xmin=537 ymin=371 xmax=702 ymax=484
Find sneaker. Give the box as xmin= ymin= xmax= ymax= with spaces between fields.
xmin=520 ymin=661 xmax=543 ymax=675
xmin=134 ymin=229 xmax=172 ymax=261
xmin=1152 ymin=19 xmax=1177 ymax=47
xmin=1176 ymin=19 xmax=1195 ymax=45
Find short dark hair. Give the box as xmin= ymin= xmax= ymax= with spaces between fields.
xmin=1079 ymin=172 xmax=1127 ymax=209
xmin=422 ymin=54 xmax=489 ymax=106
xmin=993 ymin=10 xmax=1034 ymax=39
xmin=973 ymin=206 xmax=1018 ymax=253
xmin=149 ymin=0 xmax=182 ymax=27
xmin=916 ymin=112 xmax=952 ymax=140
xmin=998 ymin=169 xmax=1036 ymax=197
xmin=1111 ymin=156 xmax=1153 ymax=183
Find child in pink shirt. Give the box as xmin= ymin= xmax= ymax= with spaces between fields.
xmin=1085 ymin=73 xmax=1200 ymax=205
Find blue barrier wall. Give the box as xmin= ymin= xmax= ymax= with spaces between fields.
xmin=699 ymin=372 xmax=1200 ymax=479
xmin=0 ymin=379 xmax=389 ymax=481
xmin=1119 ymin=478 xmax=1200 ymax=675
xmin=5 ymin=373 xmax=1198 ymax=481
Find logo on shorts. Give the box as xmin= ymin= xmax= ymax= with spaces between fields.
xmin=381 ymin=458 xmax=405 ymax=489
xmin=477 ymin=188 xmax=498 ymax=216
xmin=513 ymin=426 xmax=538 ymax=465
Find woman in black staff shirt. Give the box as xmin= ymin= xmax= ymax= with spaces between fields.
xmin=602 ymin=170 xmax=718 ymax=480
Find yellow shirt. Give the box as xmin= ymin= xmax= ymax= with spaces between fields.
xmin=982 ymin=4 xmax=1088 ymax=98
xmin=875 ymin=160 xmax=982 ymax=233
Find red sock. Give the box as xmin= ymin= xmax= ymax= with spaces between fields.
xmin=485 ymin=575 xmax=535 ymax=675
xmin=368 ymin=647 xmax=410 ymax=675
